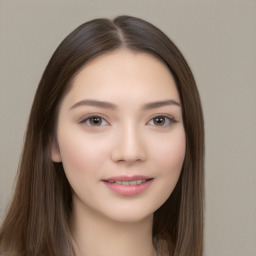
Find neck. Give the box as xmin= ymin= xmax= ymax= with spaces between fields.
xmin=70 ymin=198 xmax=156 ymax=256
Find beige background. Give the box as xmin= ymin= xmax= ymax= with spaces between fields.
xmin=0 ymin=0 xmax=255 ymax=255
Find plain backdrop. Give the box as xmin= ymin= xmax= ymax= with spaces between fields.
xmin=0 ymin=1 xmax=255 ymax=255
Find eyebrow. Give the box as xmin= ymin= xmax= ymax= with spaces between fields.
xmin=70 ymin=99 xmax=117 ymax=110
xmin=142 ymin=99 xmax=181 ymax=110
xmin=69 ymin=99 xmax=181 ymax=111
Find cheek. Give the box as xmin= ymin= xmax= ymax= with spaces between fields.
xmin=57 ymin=129 xmax=112 ymax=181
xmin=161 ymin=141 xmax=185 ymax=172
xmin=137 ymin=130 xmax=186 ymax=213
xmin=56 ymin=133 xmax=108 ymax=199
xmin=152 ymin=131 xmax=186 ymax=174
xmin=152 ymin=132 xmax=186 ymax=204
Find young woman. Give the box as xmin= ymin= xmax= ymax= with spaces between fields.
xmin=0 ymin=16 xmax=204 ymax=256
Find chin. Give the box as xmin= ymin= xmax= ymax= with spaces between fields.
xmin=101 ymin=206 xmax=155 ymax=224
xmin=110 ymin=214 xmax=153 ymax=224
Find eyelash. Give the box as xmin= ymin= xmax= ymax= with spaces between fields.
xmin=147 ymin=115 xmax=177 ymax=127
xmin=80 ymin=115 xmax=109 ymax=127
xmin=80 ymin=114 xmax=177 ymax=128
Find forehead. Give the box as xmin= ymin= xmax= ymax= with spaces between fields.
xmin=65 ymin=49 xmax=180 ymax=105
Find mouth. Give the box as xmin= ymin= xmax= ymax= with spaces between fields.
xmin=106 ymin=179 xmax=151 ymax=185
xmin=102 ymin=175 xmax=154 ymax=196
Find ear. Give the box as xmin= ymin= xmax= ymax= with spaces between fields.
xmin=51 ymin=139 xmax=62 ymax=163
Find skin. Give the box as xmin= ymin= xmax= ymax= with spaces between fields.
xmin=51 ymin=49 xmax=186 ymax=256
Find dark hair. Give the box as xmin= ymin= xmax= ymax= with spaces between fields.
xmin=0 ymin=15 xmax=204 ymax=256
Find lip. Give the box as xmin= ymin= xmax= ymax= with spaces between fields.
xmin=104 ymin=175 xmax=152 ymax=182
xmin=102 ymin=175 xmax=153 ymax=196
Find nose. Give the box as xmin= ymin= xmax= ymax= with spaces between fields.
xmin=110 ymin=124 xmax=147 ymax=164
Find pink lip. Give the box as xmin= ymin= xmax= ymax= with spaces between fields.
xmin=104 ymin=175 xmax=152 ymax=182
xmin=102 ymin=175 xmax=153 ymax=196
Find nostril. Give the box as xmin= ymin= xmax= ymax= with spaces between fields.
xmin=110 ymin=128 xmax=147 ymax=163
xmin=110 ymin=146 xmax=147 ymax=164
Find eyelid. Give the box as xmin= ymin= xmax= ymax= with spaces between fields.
xmin=79 ymin=113 xmax=110 ymax=126
xmin=146 ymin=114 xmax=177 ymax=127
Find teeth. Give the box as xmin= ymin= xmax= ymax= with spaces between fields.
xmin=129 ymin=180 xmax=137 ymax=185
xmin=109 ymin=179 xmax=147 ymax=185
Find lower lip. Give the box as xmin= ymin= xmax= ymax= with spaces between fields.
xmin=103 ymin=179 xmax=153 ymax=196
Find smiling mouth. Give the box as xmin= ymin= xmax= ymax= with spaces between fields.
xmin=107 ymin=179 xmax=149 ymax=185
xmin=102 ymin=177 xmax=154 ymax=196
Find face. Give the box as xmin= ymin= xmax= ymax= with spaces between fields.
xmin=51 ymin=50 xmax=186 ymax=223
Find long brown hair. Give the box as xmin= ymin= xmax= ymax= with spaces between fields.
xmin=0 ymin=16 xmax=204 ymax=256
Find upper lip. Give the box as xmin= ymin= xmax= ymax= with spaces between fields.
xmin=103 ymin=175 xmax=153 ymax=181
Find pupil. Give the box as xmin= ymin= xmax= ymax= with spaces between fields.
xmin=90 ymin=117 xmax=102 ymax=125
xmin=154 ymin=117 xmax=165 ymax=125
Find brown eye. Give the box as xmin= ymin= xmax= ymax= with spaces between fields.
xmin=89 ymin=117 xmax=102 ymax=126
xmin=83 ymin=116 xmax=108 ymax=126
xmin=153 ymin=116 xmax=166 ymax=126
xmin=148 ymin=115 xmax=176 ymax=127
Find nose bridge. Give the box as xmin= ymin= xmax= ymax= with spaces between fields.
xmin=111 ymin=121 xmax=146 ymax=163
